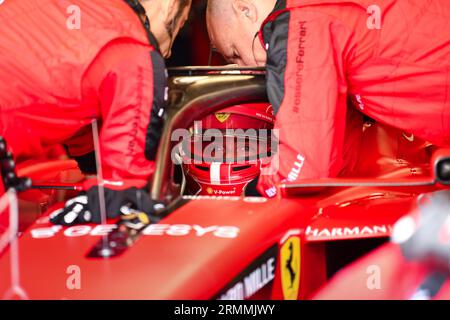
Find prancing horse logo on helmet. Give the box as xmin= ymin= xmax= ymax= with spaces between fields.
xmin=215 ymin=113 xmax=231 ymax=123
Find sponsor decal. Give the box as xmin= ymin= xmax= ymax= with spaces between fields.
xmin=287 ymin=154 xmax=305 ymax=182
xmin=265 ymin=186 xmax=277 ymax=198
xmin=183 ymin=195 xmax=269 ymax=202
xmin=182 ymin=195 xmax=241 ymax=201
xmin=207 ymin=188 xmax=238 ymax=196
xmin=216 ymin=245 xmax=277 ymax=300
xmin=293 ymin=21 xmax=307 ymax=113
xmin=143 ymin=224 xmax=239 ymax=238
xmin=215 ymin=113 xmax=231 ymax=123
xmin=30 ymin=224 xmax=240 ymax=239
xmin=213 ymin=189 xmax=237 ymax=196
xmin=280 ymin=237 xmax=300 ymax=300
xmin=256 ymin=113 xmax=274 ymax=122
xmin=306 ymin=224 xmax=392 ymax=240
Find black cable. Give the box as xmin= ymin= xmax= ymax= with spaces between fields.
xmin=124 ymin=0 xmax=146 ymax=16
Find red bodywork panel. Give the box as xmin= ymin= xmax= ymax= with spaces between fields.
xmin=314 ymin=243 xmax=450 ymax=300
xmin=0 ymin=169 xmax=440 ymax=300
xmin=0 ymin=196 xmax=315 ymax=299
xmin=0 ymin=122 xmax=446 ymax=299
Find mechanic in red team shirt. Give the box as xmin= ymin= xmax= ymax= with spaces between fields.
xmin=206 ymin=0 xmax=450 ymax=197
xmin=0 ymin=0 xmax=191 ymax=225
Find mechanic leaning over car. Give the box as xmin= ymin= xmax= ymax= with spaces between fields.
xmin=206 ymin=0 xmax=450 ymax=197
xmin=0 ymin=0 xmax=191 ymax=225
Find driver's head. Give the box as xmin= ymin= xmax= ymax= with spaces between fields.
xmin=206 ymin=0 xmax=276 ymax=66
xmin=135 ymin=0 xmax=192 ymax=58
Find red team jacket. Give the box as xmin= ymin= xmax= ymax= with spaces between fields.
xmin=0 ymin=0 xmax=166 ymax=191
xmin=258 ymin=0 xmax=450 ymax=197
xmin=1 ymin=0 xmax=449 ymax=198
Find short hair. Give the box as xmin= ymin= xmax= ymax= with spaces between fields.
xmin=126 ymin=0 xmax=191 ymax=20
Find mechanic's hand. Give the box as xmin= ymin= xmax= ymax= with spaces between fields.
xmin=49 ymin=187 xmax=162 ymax=226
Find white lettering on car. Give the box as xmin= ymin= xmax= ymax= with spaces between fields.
xmin=165 ymin=225 xmax=192 ymax=236
xmin=219 ymin=257 xmax=275 ymax=300
xmin=142 ymin=224 xmax=169 ymax=236
xmin=90 ymin=225 xmax=117 ymax=236
xmin=192 ymin=225 xmax=218 ymax=237
xmin=30 ymin=226 xmax=62 ymax=239
xmin=306 ymin=224 xmax=392 ymax=239
xmin=214 ymin=226 xmax=240 ymax=239
xmin=64 ymin=226 xmax=92 ymax=237
xmin=213 ymin=189 xmax=237 ymax=196
xmin=30 ymin=224 xmax=240 ymax=239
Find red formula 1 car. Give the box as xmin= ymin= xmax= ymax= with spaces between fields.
xmin=0 ymin=67 xmax=449 ymax=300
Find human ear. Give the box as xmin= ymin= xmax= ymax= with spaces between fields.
xmin=232 ymin=0 xmax=258 ymax=23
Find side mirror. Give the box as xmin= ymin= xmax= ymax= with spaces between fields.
xmin=433 ymin=149 xmax=450 ymax=186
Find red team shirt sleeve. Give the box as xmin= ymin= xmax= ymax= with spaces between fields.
xmin=81 ymin=41 xmax=164 ymax=190
xmin=258 ymin=10 xmax=354 ymax=197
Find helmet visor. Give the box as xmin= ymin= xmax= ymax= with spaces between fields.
xmin=182 ymin=130 xmax=273 ymax=163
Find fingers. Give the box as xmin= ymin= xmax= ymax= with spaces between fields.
xmin=49 ymin=208 xmax=64 ymax=224
xmin=49 ymin=188 xmax=164 ymax=226
xmin=49 ymin=206 xmax=77 ymax=226
xmin=66 ymin=195 xmax=88 ymax=207
xmin=49 ymin=195 xmax=92 ymax=226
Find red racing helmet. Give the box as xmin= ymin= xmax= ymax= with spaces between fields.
xmin=180 ymin=103 xmax=275 ymax=196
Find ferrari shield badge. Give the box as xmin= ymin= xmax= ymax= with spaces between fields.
xmin=280 ymin=237 xmax=300 ymax=300
xmin=215 ymin=113 xmax=231 ymax=123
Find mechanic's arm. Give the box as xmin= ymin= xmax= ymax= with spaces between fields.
xmin=82 ymin=40 xmax=166 ymax=190
xmin=258 ymin=11 xmax=352 ymax=197
xmin=50 ymin=41 xmax=166 ymax=225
